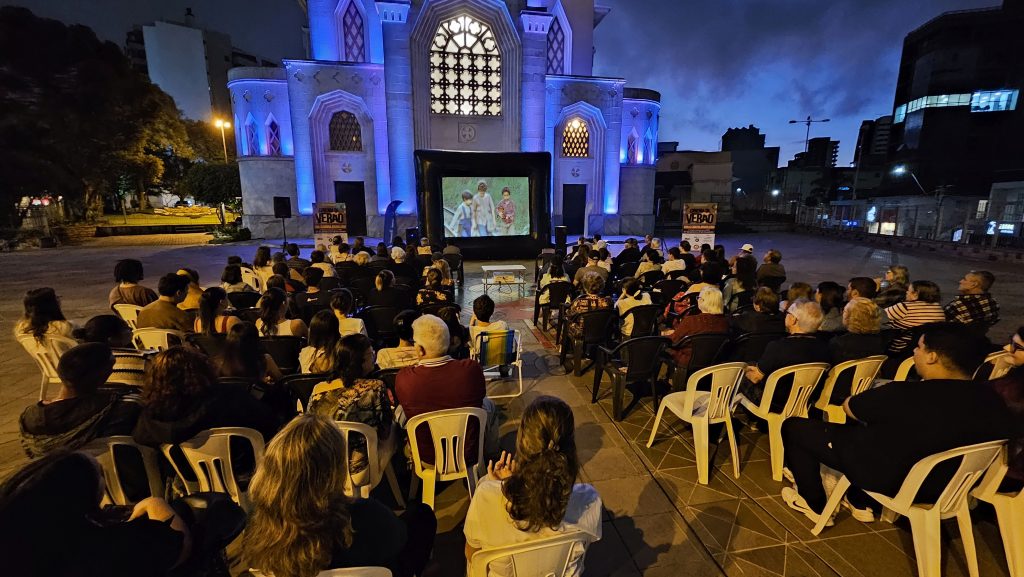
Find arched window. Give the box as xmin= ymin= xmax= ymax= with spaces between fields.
xmin=627 ymin=132 xmax=639 ymax=165
xmin=429 ymin=15 xmax=501 ymax=116
xmin=244 ymin=118 xmax=259 ymax=156
xmin=562 ymin=118 xmax=589 ymax=157
xmin=329 ymin=111 xmax=362 ymax=151
xmin=342 ymin=1 xmax=366 ymax=63
xmin=266 ymin=120 xmax=282 ymax=156
xmin=643 ymin=133 xmax=653 ymax=165
xmin=547 ymin=16 xmax=566 ymax=75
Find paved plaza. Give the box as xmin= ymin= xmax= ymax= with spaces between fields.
xmin=1 ymin=232 xmax=1021 ymax=577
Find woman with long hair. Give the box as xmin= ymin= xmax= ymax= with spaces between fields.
xmin=539 ymin=256 xmax=570 ymax=305
xmin=367 ymin=269 xmax=407 ymax=308
xmin=416 ymin=268 xmax=451 ymax=306
xmin=221 ymin=264 xmax=255 ymax=294
xmin=814 ymin=281 xmax=846 ymax=332
xmin=300 ymin=310 xmax=340 ymax=374
xmin=253 ymin=245 xmax=274 ymax=281
xmin=722 ymin=257 xmax=757 ymax=313
xmin=217 ymin=322 xmax=283 ymax=383
xmin=464 ymin=396 xmax=601 ymax=577
xmin=243 ymin=414 xmax=436 ymax=577
xmin=615 ymin=277 xmax=652 ymax=337
xmin=16 ymin=287 xmax=73 ymax=342
xmin=195 ymin=287 xmax=239 ymax=335
xmin=108 ymin=258 xmax=158 ymax=309
xmin=256 ymin=288 xmax=307 ymax=338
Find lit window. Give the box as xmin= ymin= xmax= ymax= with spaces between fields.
xmin=561 ymin=118 xmax=589 ymax=157
xmin=971 ymin=89 xmax=1019 ymax=113
xmin=894 ymin=92 xmax=998 ymax=123
xmin=627 ymin=133 xmax=638 ymax=165
xmin=547 ymin=16 xmax=565 ymax=75
xmin=245 ymin=120 xmax=259 ymax=156
xmin=342 ymin=1 xmax=366 ymax=63
xmin=266 ymin=120 xmax=282 ymax=156
xmin=976 ymin=199 xmax=988 ymax=220
xmin=894 ymin=104 xmax=906 ymax=124
xmin=429 ymin=15 xmax=502 ymax=116
xmin=328 ymin=111 xmax=362 ymax=151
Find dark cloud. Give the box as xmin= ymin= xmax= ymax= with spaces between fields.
xmin=594 ymin=0 xmax=998 ymax=163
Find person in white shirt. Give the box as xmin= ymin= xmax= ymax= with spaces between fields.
xmin=375 ymin=310 xmax=422 ymax=370
xmin=464 ymin=396 xmax=602 ymax=577
xmin=299 ymin=310 xmax=340 ymax=374
xmin=538 ymin=257 xmax=571 ymax=306
xmin=615 ymin=278 xmax=652 ymax=337
xmin=329 ymin=289 xmax=368 ymax=338
xmin=596 ymin=247 xmax=613 ymax=272
xmin=309 ymin=250 xmax=337 ymax=277
xmin=661 ymin=247 xmax=687 ymax=276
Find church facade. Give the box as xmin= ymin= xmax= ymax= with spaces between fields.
xmin=228 ymin=0 xmax=661 ymax=239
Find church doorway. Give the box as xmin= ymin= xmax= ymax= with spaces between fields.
xmin=562 ymin=184 xmax=586 ymax=235
xmin=334 ymin=181 xmax=368 ymax=237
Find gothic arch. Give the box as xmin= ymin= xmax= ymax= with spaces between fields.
xmin=554 ymin=101 xmax=607 ymax=217
xmin=308 ymin=90 xmax=377 ymax=209
xmin=547 ymin=0 xmax=573 ymax=75
xmin=265 ymin=113 xmax=283 ymax=157
xmin=336 ymin=0 xmax=368 ymax=62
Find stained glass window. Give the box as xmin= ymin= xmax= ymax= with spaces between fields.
xmin=547 ymin=16 xmax=565 ymax=75
xmin=562 ymin=118 xmax=589 ymax=157
xmin=429 ymin=15 xmax=502 ymax=116
xmin=245 ymin=120 xmax=259 ymax=156
xmin=627 ymin=132 xmax=638 ymax=165
xmin=342 ymin=1 xmax=366 ymax=63
xmin=643 ymin=135 xmax=653 ymax=164
xmin=329 ymin=111 xmax=362 ymax=151
xmin=267 ymin=120 xmax=282 ymax=156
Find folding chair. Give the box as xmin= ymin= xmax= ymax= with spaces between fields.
xmin=358 ymin=305 xmax=402 ymax=345
xmin=278 ymin=372 xmax=330 ymax=412
xmin=533 ymin=281 xmax=574 ymax=331
xmin=81 ymin=436 xmax=164 ymax=505
xmin=406 ymin=407 xmax=487 ymax=510
xmin=468 ymin=531 xmax=592 ymax=577
xmin=473 ymin=330 xmax=524 ymax=400
xmin=113 ymin=304 xmax=143 ymax=329
xmin=663 ymin=332 xmax=731 ymax=392
xmin=559 ymin=308 xmax=618 ymax=377
xmin=972 ymin=445 xmax=1024 ymax=577
xmin=240 ymin=267 xmax=264 ymax=293
xmin=132 ymin=328 xmax=185 ymax=351
xmin=259 ymin=335 xmax=305 ymax=375
xmin=813 ymin=356 xmax=887 ymax=424
xmin=333 ymin=421 xmax=405 ymax=507
xmin=592 ymin=336 xmax=670 ymax=421
xmin=17 ymin=333 xmax=77 ymax=401
xmin=161 ymin=427 xmax=266 ymax=511
xmin=619 ymin=304 xmax=662 ymax=338
xmin=729 ymin=331 xmax=787 ymax=363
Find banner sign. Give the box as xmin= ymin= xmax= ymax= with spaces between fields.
xmin=313 ymin=203 xmax=348 ymax=247
xmin=682 ymin=203 xmax=718 ymax=249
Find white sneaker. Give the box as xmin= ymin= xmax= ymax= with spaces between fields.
xmin=781 ymin=487 xmax=834 ymax=527
xmin=782 ymin=467 xmax=795 ymax=485
xmin=841 ymin=497 xmax=876 ymax=523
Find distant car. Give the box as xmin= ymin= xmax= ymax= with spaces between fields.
xmin=174 ymin=200 xmax=190 ymax=207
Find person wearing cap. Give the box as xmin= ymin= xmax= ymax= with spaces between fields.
xmin=573 ymin=250 xmax=609 ymax=287
xmin=19 ymin=343 xmax=142 ymax=458
xmin=731 ymin=243 xmax=757 ymax=267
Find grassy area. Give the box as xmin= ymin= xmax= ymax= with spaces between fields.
xmin=95 ymin=210 xmax=239 ymax=226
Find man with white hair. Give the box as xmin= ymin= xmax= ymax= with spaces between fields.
xmin=395 ymin=314 xmax=499 ymax=464
xmin=740 ymin=299 xmax=830 ymax=412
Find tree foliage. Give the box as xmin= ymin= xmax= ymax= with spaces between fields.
xmin=0 ymin=7 xmax=195 ymax=220
xmin=177 ymin=163 xmax=242 ymax=224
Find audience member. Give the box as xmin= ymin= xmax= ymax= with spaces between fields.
xmin=220 ymin=264 xmax=254 ymax=293
xmin=16 ymin=287 xmax=74 ymax=342
xmin=73 ymin=315 xmax=150 ymax=387
xmin=574 ymin=250 xmax=609 ymax=287
xmin=730 ymin=287 xmax=785 ymax=336
xmin=829 ymin=298 xmax=885 ymax=364
xmin=733 ymin=242 xmax=757 ymax=266
xmin=244 ymin=414 xmax=435 ymax=577
xmin=741 ymin=300 xmax=830 ymax=412
xmin=616 ymin=277 xmax=652 ymax=337
xmin=354 ymin=237 xmax=375 ymax=256
xmin=176 ymin=268 xmax=203 ymax=310
xmin=664 ymin=286 xmax=729 ymax=368
xmin=700 ymin=249 xmax=727 ymax=283
xmin=395 ymin=314 xmax=499 ymax=462
xmin=0 ymin=451 xmax=189 ymax=576
xmin=371 ymin=242 xmax=391 ymax=263
xmin=945 ymin=270 xmax=999 ymax=328
xmin=464 ymin=396 xmax=602 ymax=577
xmin=443 ymin=241 xmax=461 ymax=255
xmin=388 ymin=247 xmax=419 ymax=282
xmin=429 ymin=252 xmax=454 ymax=287
xmin=330 ymin=240 xmax=352 ymax=265
xmin=661 ymin=247 xmax=687 ymax=276
xmin=217 ymin=322 xmax=283 ymax=383
xmin=227 ymin=255 xmax=252 ymax=269
xmin=815 ymin=281 xmax=846 ymax=332
xmin=469 ymin=294 xmax=509 ymax=354
xmin=438 ymin=305 xmax=471 ymax=359
xmin=780 ymin=324 xmax=1010 ymax=525
xmin=295 ymin=267 xmax=331 ymax=317
xmin=596 ymin=247 xmax=614 ymax=272
xmin=133 ymin=347 xmax=279 ymax=445
xmin=565 ymin=273 xmax=612 ymax=342
xmin=613 ymin=238 xmax=641 ymax=266
xmin=19 ymin=343 xmax=141 ymax=458
xmin=634 ymin=250 xmax=663 ymax=278
xmin=253 ymin=246 xmax=275 ymax=281
xmin=366 ymin=269 xmax=405 ymax=308
xmin=756 ymin=249 xmax=786 ymax=283
xmin=847 ymin=276 xmax=878 ymax=302
xmin=986 ymin=327 xmax=1024 ymax=493
xmin=194 ymin=287 xmax=239 ymax=335
xmin=300 ymin=310 xmax=341 ymax=374
xmin=272 ymin=262 xmax=306 ymax=292
xmin=136 ymin=274 xmax=192 ymax=332
xmin=310 ymin=249 xmax=337 ymax=277
xmin=678 ymin=240 xmax=698 ymax=272
xmin=108 ymin=258 xmax=158 ymax=309
xmin=723 ymin=257 xmax=756 ymax=313
xmin=539 ymin=256 xmax=571 ymax=305
xmin=330 ymin=289 xmax=368 ymax=337
xmin=256 ymin=287 xmax=308 ymax=338
xmin=875 ymin=265 xmax=909 ymax=307
xmin=416 ymin=268 xmax=452 ymax=306
xmin=376 ymin=310 xmax=422 ymax=369
xmin=285 ymin=243 xmax=311 ymax=272
xmin=780 ymin=282 xmax=813 ymax=312
xmin=884 ymin=280 xmax=947 ymax=352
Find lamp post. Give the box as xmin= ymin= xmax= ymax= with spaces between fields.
xmin=788 ymin=115 xmax=830 ymax=204
xmin=893 ymin=165 xmax=941 ymax=239
xmin=213 ymin=119 xmax=231 ymax=163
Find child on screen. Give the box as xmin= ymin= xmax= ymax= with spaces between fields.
xmin=496 ymin=186 xmax=516 ymax=236
xmin=471 ymin=180 xmax=497 ymax=236
xmin=449 ymin=190 xmax=474 ymax=237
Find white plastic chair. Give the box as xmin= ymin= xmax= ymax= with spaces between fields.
xmin=406 ymin=407 xmax=488 ymax=510
xmin=17 ymin=333 xmax=77 ymax=401
xmin=113 ymin=304 xmax=143 ymax=330
xmin=240 ymin=266 xmax=265 ymax=293
xmin=468 ymin=531 xmax=592 ymax=577
xmin=974 ymin=350 xmax=1013 ymax=380
xmin=81 ymin=436 xmax=164 ymax=506
xmin=736 ymin=362 xmax=830 ymax=482
xmin=813 ymin=356 xmax=887 ymax=424
xmin=132 ymin=327 xmax=185 ymax=351
xmin=334 ymin=421 xmax=405 ymax=507
xmin=161 ymin=427 xmax=265 ymax=511
xmin=811 ymin=440 xmax=1006 ymax=577
xmin=894 ymin=356 xmax=918 ymax=381
xmin=647 ymin=362 xmax=746 ymax=484
xmin=251 ymin=568 xmax=392 ymax=577
xmin=473 ymin=330 xmax=524 ymax=399
xmin=972 ymin=445 xmax=1024 ymax=577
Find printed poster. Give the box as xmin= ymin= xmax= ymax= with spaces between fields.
xmin=313 ymin=203 xmax=348 ymax=248
xmin=682 ymin=203 xmax=717 ymax=249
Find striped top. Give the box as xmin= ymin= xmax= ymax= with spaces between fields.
xmin=109 ymin=347 xmax=151 ymax=387
xmin=884 ymin=300 xmax=947 ymax=351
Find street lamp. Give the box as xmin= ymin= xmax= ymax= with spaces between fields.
xmin=771 ymin=189 xmax=780 ymax=197
xmin=892 ymin=164 xmax=927 ymax=195
xmin=213 ymin=119 xmax=231 ymax=163
xmin=788 ymin=115 xmax=831 ymax=155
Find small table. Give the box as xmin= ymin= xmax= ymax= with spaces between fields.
xmin=481 ymin=265 xmax=528 ymax=297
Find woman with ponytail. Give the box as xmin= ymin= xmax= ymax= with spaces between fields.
xmin=256 ymin=287 xmax=307 ymax=338
xmin=615 ymin=277 xmax=652 ymax=337
xmin=464 ymin=396 xmax=602 ymax=577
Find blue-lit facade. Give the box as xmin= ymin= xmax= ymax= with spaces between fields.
xmin=228 ymin=0 xmax=661 ymax=238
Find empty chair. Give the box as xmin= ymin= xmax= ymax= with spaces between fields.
xmin=259 ymin=335 xmax=305 ymax=375
xmin=534 ymin=281 xmax=574 ymax=331
xmin=358 ymin=306 xmax=402 ymax=345
xmin=406 ymin=407 xmax=487 ymax=510
xmin=16 ymin=334 xmax=77 ymax=401
xmin=473 ymin=330 xmax=524 ymax=400
xmin=278 ymin=372 xmax=330 ymax=412
xmin=227 ymin=291 xmax=261 ymax=310
xmin=647 ymin=362 xmax=746 ymax=484
xmin=468 ymin=531 xmax=592 ymax=577
xmin=813 ymin=356 xmax=887 ymax=424
xmin=443 ymin=253 xmax=464 ymax=287
xmin=113 ymin=304 xmax=143 ymax=329
xmin=663 ymin=332 xmax=731 ymax=391
xmin=736 ymin=362 xmax=830 ymax=481
xmin=132 ymin=328 xmax=185 ymax=351
xmin=81 ymin=436 xmax=164 ymax=505
xmin=651 ymin=279 xmax=684 ymax=304
xmin=419 ymin=303 xmax=461 ymax=318
xmin=893 ymin=356 xmax=919 ymax=381
xmin=619 ymin=304 xmax=662 ymax=338
xmin=240 ymin=267 xmax=264 ymax=293
xmin=333 ymin=421 xmax=405 ymax=507
xmin=559 ymin=308 xmax=618 ymax=377
xmin=161 ymin=427 xmax=266 ymax=510
xmin=592 ymin=336 xmax=671 ymax=421
xmin=811 ymin=441 xmax=1005 ymax=577
xmin=187 ymin=332 xmax=227 ymax=358
xmin=972 ymin=446 xmax=1024 ymax=577
xmin=729 ymin=331 xmax=786 ymax=363
xmin=638 ymin=270 xmax=665 ymax=289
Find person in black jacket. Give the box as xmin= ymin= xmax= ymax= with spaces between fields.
xmin=612 ymin=238 xmax=641 ymax=266
xmin=730 ymin=287 xmax=786 ymax=336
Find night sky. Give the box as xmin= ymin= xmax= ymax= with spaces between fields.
xmin=7 ymin=0 xmax=1000 ymax=165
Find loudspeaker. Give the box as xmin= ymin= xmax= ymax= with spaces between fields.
xmin=273 ymin=197 xmax=292 ymax=219
xmin=554 ymin=226 xmax=568 ymax=254
xmin=405 ymin=227 xmax=420 ymax=246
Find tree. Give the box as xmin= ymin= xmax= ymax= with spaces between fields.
xmin=0 ymin=7 xmax=194 ymax=220
xmin=177 ymin=163 xmax=242 ymax=225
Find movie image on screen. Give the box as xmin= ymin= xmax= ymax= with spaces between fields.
xmin=441 ymin=176 xmax=531 ymax=237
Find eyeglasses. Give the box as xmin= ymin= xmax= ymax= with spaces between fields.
xmin=1009 ymin=338 xmax=1024 ymax=353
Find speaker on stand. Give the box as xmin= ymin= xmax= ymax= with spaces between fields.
xmin=273 ymin=196 xmax=292 ymax=249
xmin=554 ymin=225 xmax=568 ymax=256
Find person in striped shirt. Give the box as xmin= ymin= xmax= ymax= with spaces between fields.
xmin=884 ymin=280 xmax=947 ymax=353
xmin=73 ymin=315 xmax=150 ymax=388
